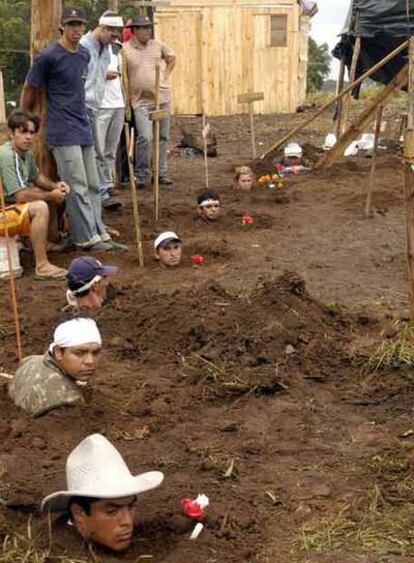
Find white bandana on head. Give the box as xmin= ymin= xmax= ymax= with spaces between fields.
xmin=49 ymin=318 xmax=102 ymax=353
xmin=199 ymin=199 xmax=220 ymax=208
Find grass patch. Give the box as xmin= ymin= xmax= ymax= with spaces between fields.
xmin=294 ymin=495 xmax=414 ymax=557
xmin=366 ymin=321 xmax=414 ymax=372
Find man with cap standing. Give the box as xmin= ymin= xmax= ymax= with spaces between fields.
xmin=20 ymin=6 xmax=125 ymax=252
xmin=9 ymin=316 xmax=102 ymax=417
xmin=65 ymin=256 xmax=118 ymax=315
xmin=80 ymin=11 xmax=124 ymax=210
xmin=154 ymin=231 xmax=182 ymax=267
xmin=41 ymin=434 xmax=164 ymax=554
xmin=123 ymin=16 xmax=176 ymax=190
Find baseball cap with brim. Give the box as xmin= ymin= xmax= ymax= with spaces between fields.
xmin=67 ymin=256 xmax=118 ymax=285
xmin=154 ymin=231 xmax=181 ymax=251
xmin=41 ymin=434 xmax=164 ymax=513
xmin=125 ymin=15 xmax=156 ymax=28
xmin=61 ymin=6 xmax=87 ymax=24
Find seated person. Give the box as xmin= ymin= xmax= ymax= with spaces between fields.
xmin=65 ymin=256 xmax=118 ymax=315
xmin=154 ymin=231 xmax=182 ymax=267
xmin=234 ymin=166 xmax=254 ymax=191
xmin=195 ymin=190 xmax=221 ymax=223
xmin=8 ymin=315 xmax=102 ymax=417
xmin=41 ymin=433 xmax=164 ymax=555
xmin=0 ymin=109 xmax=70 ymax=280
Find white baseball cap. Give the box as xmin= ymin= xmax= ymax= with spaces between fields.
xmin=99 ymin=15 xmax=124 ymax=27
xmin=154 ymin=231 xmax=181 ymax=251
xmin=284 ymin=142 xmax=303 ymax=158
xmin=41 ymin=434 xmax=164 ymax=512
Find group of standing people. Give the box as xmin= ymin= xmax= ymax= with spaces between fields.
xmin=0 ymin=6 xmax=176 ymax=274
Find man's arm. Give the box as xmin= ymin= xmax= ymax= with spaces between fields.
xmin=163 ymin=54 xmax=176 ymax=80
xmin=14 ymin=186 xmax=65 ymax=204
xmin=20 ymin=82 xmax=42 ymax=112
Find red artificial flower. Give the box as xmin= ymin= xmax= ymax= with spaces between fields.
xmin=181 ymin=498 xmax=205 ymax=520
xmin=242 ymin=213 xmax=254 ymax=225
xmin=192 ymin=253 xmax=205 ymax=264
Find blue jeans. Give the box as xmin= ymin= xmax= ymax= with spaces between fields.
xmin=133 ymin=103 xmax=170 ymax=181
xmin=90 ymin=107 xmax=125 ymax=200
xmin=50 ymin=145 xmax=110 ymax=247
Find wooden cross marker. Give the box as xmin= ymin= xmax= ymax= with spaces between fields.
xmin=237 ymin=91 xmax=264 ymax=158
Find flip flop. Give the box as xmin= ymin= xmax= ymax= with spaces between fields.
xmin=34 ymin=270 xmax=67 ymax=282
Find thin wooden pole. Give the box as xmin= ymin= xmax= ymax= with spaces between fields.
xmin=152 ymin=62 xmax=161 ymax=223
xmin=260 ymin=39 xmax=409 ymax=159
xmin=107 ymin=0 xmax=118 ymax=8
xmin=249 ymin=102 xmax=257 ymax=158
xmin=335 ymin=60 xmax=345 ymax=139
xmin=124 ymin=124 xmax=144 ymax=267
xmin=0 ymin=70 xmax=6 ymax=124
xmin=0 ymin=179 xmax=22 ymax=361
xmin=364 ymin=105 xmax=383 ymax=218
xmin=404 ymin=36 xmax=414 ymax=320
xmin=341 ymin=37 xmax=361 ymax=135
xmin=202 ymin=113 xmax=209 ymax=188
xmin=314 ymin=63 xmax=408 ymax=170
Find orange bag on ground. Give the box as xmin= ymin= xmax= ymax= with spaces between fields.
xmin=0 ymin=204 xmax=30 ymax=237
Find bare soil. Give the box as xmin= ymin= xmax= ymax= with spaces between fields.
xmin=1 ymin=104 xmax=414 ymax=562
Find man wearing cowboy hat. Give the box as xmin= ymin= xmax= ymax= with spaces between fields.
xmin=42 ymin=434 xmax=164 ymax=553
xmin=123 ymin=15 xmax=176 ymax=190
xmin=9 ymin=315 xmax=102 ymax=417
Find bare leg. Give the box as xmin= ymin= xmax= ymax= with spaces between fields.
xmin=28 ymin=201 xmax=66 ymax=277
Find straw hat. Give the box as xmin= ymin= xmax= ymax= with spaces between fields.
xmin=41 ymin=434 xmax=164 ymax=512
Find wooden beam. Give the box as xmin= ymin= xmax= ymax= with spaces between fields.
xmin=314 ymin=63 xmax=408 ymax=171
xmin=341 ymin=37 xmax=361 ymax=135
xmin=150 ymin=108 xmax=170 ymax=121
xmin=152 ymin=61 xmax=161 ymax=223
xmin=404 ymin=37 xmax=414 ymax=320
xmin=107 ymin=0 xmax=119 ymax=8
xmin=260 ymin=39 xmax=409 ymax=160
xmin=237 ymin=92 xmax=264 ymax=104
xmin=334 ymin=60 xmax=345 ymax=139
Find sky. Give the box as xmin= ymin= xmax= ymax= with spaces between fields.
xmin=309 ymin=0 xmax=351 ymax=78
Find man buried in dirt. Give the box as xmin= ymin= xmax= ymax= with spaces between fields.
xmin=194 ymin=190 xmax=222 ymax=223
xmin=8 ymin=315 xmax=102 ymax=417
xmin=154 ymin=231 xmax=182 ymax=267
xmin=41 ymin=433 xmax=164 ymax=556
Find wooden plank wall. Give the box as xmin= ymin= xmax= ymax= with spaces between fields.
xmin=155 ymin=3 xmax=305 ymax=116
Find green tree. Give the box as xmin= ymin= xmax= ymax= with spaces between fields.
xmin=307 ymin=37 xmax=331 ymax=93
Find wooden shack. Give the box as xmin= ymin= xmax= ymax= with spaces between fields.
xmin=154 ymin=0 xmax=314 ymax=116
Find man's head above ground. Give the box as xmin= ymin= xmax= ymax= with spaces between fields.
xmin=154 ymin=231 xmax=182 ymax=267
xmin=66 ymin=256 xmax=118 ymax=312
xmin=234 ymin=165 xmax=254 ymax=192
xmin=7 ymin=109 xmax=40 ymax=154
xmin=41 ymin=433 xmax=164 ymax=552
xmin=197 ymin=190 xmax=222 ymax=221
xmin=50 ymin=315 xmax=102 ymax=386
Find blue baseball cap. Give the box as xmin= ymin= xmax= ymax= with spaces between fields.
xmin=67 ymin=257 xmax=118 ymax=286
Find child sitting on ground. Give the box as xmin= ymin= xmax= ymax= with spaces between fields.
xmin=195 ymin=190 xmax=222 ymax=223
xmin=233 ymin=166 xmax=254 ymax=191
xmin=154 ymin=231 xmax=182 ymax=267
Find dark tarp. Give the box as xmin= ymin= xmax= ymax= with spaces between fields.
xmin=352 ymin=0 xmax=414 ymax=37
xmin=333 ymin=1 xmax=414 ymax=94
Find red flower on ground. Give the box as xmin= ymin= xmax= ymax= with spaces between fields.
xmin=242 ymin=213 xmax=254 ymax=225
xmin=192 ymin=254 xmax=205 ymax=264
xmin=181 ymin=498 xmax=205 ymax=520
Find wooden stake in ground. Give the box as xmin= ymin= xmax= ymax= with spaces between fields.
xmin=124 ymin=124 xmax=144 ymax=267
xmin=260 ymin=39 xmax=409 ymax=160
xmin=364 ymin=105 xmax=383 ymax=218
xmin=314 ymin=63 xmax=408 ymax=170
xmin=237 ymin=91 xmax=264 ymax=159
xmin=0 ymin=179 xmax=22 ymax=360
xmin=202 ymin=113 xmax=210 ymax=188
xmin=152 ymin=61 xmax=161 ymax=223
xmin=404 ymin=37 xmax=414 ymax=320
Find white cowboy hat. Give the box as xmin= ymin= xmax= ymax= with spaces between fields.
xmin=41 ymin=434 xmax=164 ymax=513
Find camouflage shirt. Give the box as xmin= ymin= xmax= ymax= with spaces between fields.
xmin=9 ymin=353 xmax=84 ymax=417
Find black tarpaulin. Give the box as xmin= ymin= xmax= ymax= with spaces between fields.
xmin=352 ymin=0 xmax=414 ymax=37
